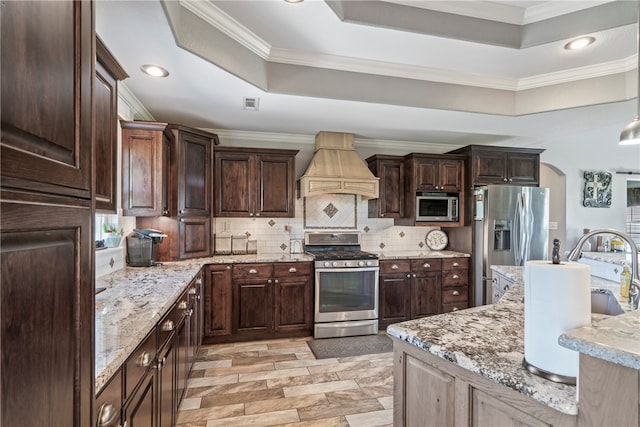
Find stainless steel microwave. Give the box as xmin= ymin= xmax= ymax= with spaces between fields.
xmin=416 ymin=194 xmax=459 ymax=222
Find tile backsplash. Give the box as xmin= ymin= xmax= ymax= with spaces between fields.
xmin=215 ymin=195 xmax=437 ymax=254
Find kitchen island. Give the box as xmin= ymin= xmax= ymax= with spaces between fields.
xmin=387 ymin=264 xmax=639 ymax=426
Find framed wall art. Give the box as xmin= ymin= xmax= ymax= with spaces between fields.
xmin=583 ymin=170 xmax=612 ymax=208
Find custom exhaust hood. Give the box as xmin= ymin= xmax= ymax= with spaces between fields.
xmin=298 ymin=131 xmax=379 ymax=199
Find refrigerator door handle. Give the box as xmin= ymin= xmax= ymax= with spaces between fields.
xmin=513 ymin=193 xmax=525 ymax=266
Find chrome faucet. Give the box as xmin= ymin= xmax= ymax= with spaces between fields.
xmin=568 ymin=229 xmax=640 ymax=309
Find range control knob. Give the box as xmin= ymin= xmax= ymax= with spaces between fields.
xmin=345 ymin=261 xmax=352 ymax=267
xmin=366 ymin=261 xmax=373 ymax=266
xmin=324 ymin=261 xmax=331 ymax=268
xmin=332 ymin=261 xmax=338 ymax=267
xmin=358 ymin=261 xmax=365 ymax=266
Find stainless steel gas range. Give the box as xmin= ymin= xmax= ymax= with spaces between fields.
xmin=304 ymin=231 xmax=379 ymax=338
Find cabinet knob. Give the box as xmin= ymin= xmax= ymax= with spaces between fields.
xmin=226 ymin=265 xmax=231 ymax=270
xmin=138 ymin=351 xmax=152 ymax=368
xmin=435 ymin=186 xmax=440 ymax=190
xmin=162 ymin=209 xmax=169 ymax=216
xmin=195 ymin=278 xmax=203 ymax=285
xmin=289 ymin=267 xmax=297 ymax=273
xmin=452 ymin=307 xmax=459 ymax=311
xmin=452 ymin=274 xmax=460 ymax=279
xmin=249 ymin=213 xmax=254 ymax=217
xmin=381 ymin=213 xmax=385 ymax=217
xmin=196 ymin=295 xmax=201 ymax=300
xmin=503 ymin=178 xmax=508 ymax=182
xmin=178 ymin=300 xmax=187 ymax=309
xmin=508 ymin=178 xmax=513 ymax=182
xmin=452 ymin=262 xmax=459 ymax=267
xmin=407 ymin=274 xmax=411 ymax=278
xmin=249 ymin=268 xmax=257 ymax=274
xmin=180 ymin=209 xmax=185 ymax=214
xmin=423 ymin=263 xmax=431 ymax=268
xmin=391 ymin=264 xmax=399 ymax=270
xmin=268 ymin=279 xmax=272 ymax=284
xmin=97 ymin=403 xmax=118 ymax=427
xmin=161 ymin=320 xmax=174 ymax=331
xmin=180 ymin=218 xmax=184 ymax=222
xmin=189 ymin=287 xmax=197 ymax=295
xmin=452 ymin=290 xmax=460 ymax=296
xmin=413 ymin=273 xmax=417 ymax=278
xmin=256 ymin=212 xmax=260 ymax=217
xmin=492 ymin=278 xmax=498 ymax=284
xmin=274 ymin=279 xmax=279 ymax=283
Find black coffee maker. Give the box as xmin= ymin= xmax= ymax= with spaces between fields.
xmin=126 ymin=229 xmax=167 ymax=267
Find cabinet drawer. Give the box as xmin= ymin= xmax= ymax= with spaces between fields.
xmin=157 ymin=302 xmax=181 ymax=351
xmin=380 ymin=260 xmax=411 ymax=274
xmin=442 ymin=302 xmax=468 ymax=313
xmin=233 ymin=263 xmax=273 ymax=279
xmin=95 ymin=371 xmax=122 ymax=427
xmin=442 ymin=270 xmax=467 ymax=287
xmin=273 ymin=262 xmax=312 ymax=277
xmin=410 ymin=258 xmax=442 ymax=273
xmin=442 ymin=258 xmax=468 ymax=271
xmin=124 ymin=329 xmax=156 ymax=401
xmin=442 ymin=286 xmax=468 ymax=304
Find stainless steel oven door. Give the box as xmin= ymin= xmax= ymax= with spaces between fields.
xmin=314 ymin=266 xmax=379 ymax=323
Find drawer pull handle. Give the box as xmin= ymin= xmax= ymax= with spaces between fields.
xmin=249 ymin=268 xmax=257 ymax=274
xmin=178 ymin=301 xmax=187 ymax=310
xmin=452 ymin=274 xmax=460 ymax=279
xmin=452 ymin=307 xmax=459 ymax=311
xmin=423 ymin=263 xmax=431 ymax=268
xmin=452 ymin=262 xmax=460 ymax=267
xmin=452 ymin=290 xmax=460 ymax=296
xmin=161 ymin=320 xmax=174 ymax=331
xmin=97 ymin=403 xmax=118 ymax=427
xmin=391 ymin=264 xmax=399 ymax=270
xmin=289 ymin=267 xmax=297 ymax=273
xmin=138 ymin=351 xmax=152 ymax=368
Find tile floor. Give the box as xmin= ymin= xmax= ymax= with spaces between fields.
xmin=176 ymin=336 xmax=394 ymax=427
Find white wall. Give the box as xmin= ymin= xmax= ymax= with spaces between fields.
xmin=537 ymin=122 xmax=640 ymax=250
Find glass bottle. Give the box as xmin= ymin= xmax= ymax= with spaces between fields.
xmin=620 ymin=264 xmax=632 ymax=299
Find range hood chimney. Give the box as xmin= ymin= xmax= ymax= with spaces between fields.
xmin=298 ymin=131 xmax=379 ymax=199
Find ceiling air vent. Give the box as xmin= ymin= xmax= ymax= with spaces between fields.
xmin=243 ymin=97 xmax=260 ymax=111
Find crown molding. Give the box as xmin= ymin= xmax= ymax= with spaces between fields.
xmin=118 ymin=82 xmax=154 ymax=121
xmin=523 ymin=1 xmax=613 ymax=25
xmin=178 ymin=0 xmax=271 ymax=58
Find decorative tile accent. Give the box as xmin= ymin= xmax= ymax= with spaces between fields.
xmin=364 ymin=226 xmax=370 ymax=233
xmin=109 ymin=257 xmax=115 ymax=268
xmin=269 ymin=220 xmax=276 ymax=227
xmin=399 ymin=232 xmax=405 ymax=238
xmin=418 ymin=242 xmax=425 ymax=248
xmin=323 ymin=203 xmax=339 ymax=218
xmin=245 ymin=231 xmax=252 ymax=238
xmin=379 ymin=243 xmax=385 ymax=249
xmin=280 ymin=243 xmax=288 ymax=251
xmin=304 ymin=195 xmax=357 ymax=229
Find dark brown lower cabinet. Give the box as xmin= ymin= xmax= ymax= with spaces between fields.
xmin=157 ymin=335 xmax=176 ymax=427
xmin=410 ymin=274 xmax=441 ymax=318
xmin=379 ymin=274 xmax=411 ymax=329
xmin=124 ymin=368 xmax=156 ymax=427
xmin=233 ymin=275 xmax=273 ymax=337
xmin=273 ymin=263 xmax=313 ymax=333
xmin=1 ymin=191 xmax=93 ymax=427
xmin=204 ymin=264 xmax=233 ymax=339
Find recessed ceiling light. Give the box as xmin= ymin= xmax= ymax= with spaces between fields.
xmin=140 ymin=64 xmax=170 ymax=78
xmin=564 ymin=36 xmax=595 ymax=51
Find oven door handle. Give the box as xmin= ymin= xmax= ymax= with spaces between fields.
xmin=315 ymin=267 xmax=380 ymax=274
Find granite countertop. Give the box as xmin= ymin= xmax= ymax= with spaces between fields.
xmin=581 ymin=251 xmax=639 ymax=266
xmin=95 ymin=253 xmax=314 ymax=393
xmin=387 ymin=264 xmax=639 ymax=416
xmin=372 ymin=250 xmax=470 ymax=259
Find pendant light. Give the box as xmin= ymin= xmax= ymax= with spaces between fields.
xmin=620 ymin=1 xmax=640 ymax=145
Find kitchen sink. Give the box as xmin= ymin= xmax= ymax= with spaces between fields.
xmin=591 ymin=290 xmax=624 ymax=316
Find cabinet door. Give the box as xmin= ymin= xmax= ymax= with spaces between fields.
xmin=179 ymin=216 xmax=211 ymax=259
xmin=175 ymin=310 xmax=189 ymax=407
xmin=233 ymin=278 xmax=273 ymax=335
xmin=439 ymin=159 xmax=462 ymax=192
xmin=402 ymin=353 xmax=455 ymax=427
xmin=1 ymin=1 xmax=92 ymax=198
xmin=411 ymin=274 xmax=441 ymax=318
xmin=157 ymin=340 xmax=176 ymax=427
xmin=178 ymin=131 xmax=211 ymax=216
xmin=204 ymin=265 xmax=233 ymax=337
xmin=123 ymin=369 xmax=156 ymax=427
xmin=274 ymin=276 xmax=313 ymax=333
xmin=1 ymin=192 xmax=93 ymax=427
xmin=379 ymin=274 xmax=411 ymax=329
xmin=256 ymin=153 xmax=295 ymax=217
xmin=472 ymin=151 xmax=508 ymax=185
xmin=471 ymin=388 xmax=549 ymax=427
xmin=378 ymin=159 xmax=405 ymax=218
xmin=122 ymin=122 xmax=168 ymax=216
xmin=214 ymin=151 xmax=253 ymax=217
xmin=506 ymin=153 xmax=539 ymax=185
xmin=415 ymin=159 xmax=439 ymax=191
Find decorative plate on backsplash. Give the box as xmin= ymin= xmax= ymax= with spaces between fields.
xmin=425 ymin=229 xmax=448 ymax=250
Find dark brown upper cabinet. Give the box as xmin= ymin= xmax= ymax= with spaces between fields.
xmin=214 ymin=147 xmax=298 ymax=218
xmin=94 ymin=37 xmax=128 ymax=213
xmin=367 ymin=155 xmax=405 ymax=219
xmin=121 ymin=121 xmax=170 ymax=217
xmin=1 ymin=1 xmax=93 ymax=199
xmin=414 ymin=158 xmax=463 ymax=193
xmin=448 ymin=145 xmax=544 ymax=187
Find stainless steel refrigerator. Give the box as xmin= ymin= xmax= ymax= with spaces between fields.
xmin=473 ymin=185 xmax=550 ymax=306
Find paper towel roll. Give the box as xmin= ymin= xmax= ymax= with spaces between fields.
xmin=524 ymin=260 xmax=591 ymax=381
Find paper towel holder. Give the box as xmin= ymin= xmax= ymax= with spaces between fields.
xmin=522 ymin=358 xmax=576 ymax=385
